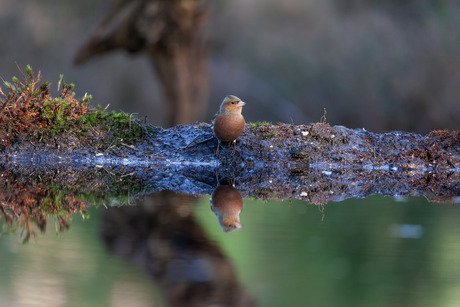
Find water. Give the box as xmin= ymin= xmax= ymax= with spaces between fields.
xmin=0 ymin=205 xmax=162 ymax=307
xmin=1 ymin=192 xmax=460 ymax=307
xmin=195 ymin=195 xmax=460 ymax=307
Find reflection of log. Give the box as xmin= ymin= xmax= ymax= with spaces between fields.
xmin=100 ymin=191 xmax=255 ymax=307
xmin=0 ymin=178 xmax=80 ymax=243
xmin=74 ymin=0 xmax=209 ymax=126
xmin=2 ymin=122 xmax=460 ymax=204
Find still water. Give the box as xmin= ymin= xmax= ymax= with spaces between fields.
xmin=1 ymin=193 xmax=460 ymax=307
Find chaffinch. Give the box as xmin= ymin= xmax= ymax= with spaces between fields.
xmin=210 ymin=184 xmax=244 ymax=232
xmin=213 ymin=95 xmax=246 ymax=154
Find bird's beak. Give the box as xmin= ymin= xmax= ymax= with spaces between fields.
xmin=237 ymin=101 xmax=246 ymax=107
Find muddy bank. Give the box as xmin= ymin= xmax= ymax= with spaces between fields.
xmin=2 ymin=68 xmax=459 ymax=205
xmin=2 ymin=122 xmax=460 ymax=204
xmin=4 ymin=121 xmax=460 ymax=168
xmin=2 ymin=121 xmax=460 ymax=241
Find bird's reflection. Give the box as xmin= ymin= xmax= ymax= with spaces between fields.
xmin=100 ymin=191 xmax=254 ymax=307
xmin=210 ymin=182 xmax=244 ymax=232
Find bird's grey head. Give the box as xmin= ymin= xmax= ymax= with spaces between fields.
xmin=219 ymin=95 xmax=244 ymax=115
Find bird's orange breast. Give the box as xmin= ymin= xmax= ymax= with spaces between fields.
xmin=211 ymin=185 xmax=244 ymax=215
xmin=213 ymin=113 xmax=245 ymax=142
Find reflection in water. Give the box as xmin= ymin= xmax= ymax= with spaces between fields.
xmin=388 ymin=223 xmax=424 ymax=239
xmin=2 ymin=156 xmax=460 ymax=305
xmin=1 ymin=155 xmax=459 ymax=242
xmin=100 ymin=191 xmax=254 ymax=307
xmin=1 ymin=152 xmax=460 ymax=306
xmin=0 ymin=169 xmax=86 ymax=243
xmin=210 ymin=183 xmax=244 ymax=232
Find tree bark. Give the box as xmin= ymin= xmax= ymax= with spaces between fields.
xmin=74 ymin=0 xmax=209 ymax=126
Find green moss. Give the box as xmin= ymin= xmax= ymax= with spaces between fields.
xmin=249 ymin=121 xmax=271 ymax=132
xmin=249 ymin=121 xmax=278 ymax=139
xmin=261 ymin=132 xmax=277 ymax=139
xmin=0 ymin=65 xmax=148 ymax=150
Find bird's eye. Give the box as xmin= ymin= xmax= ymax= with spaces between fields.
xmin=231 ymin=101 xmax=235 ymax=104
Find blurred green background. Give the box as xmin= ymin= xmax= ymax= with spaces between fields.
xmin=1 ymin=0 xmax=458 ymax=133
xmin=2 ymin=196 xmax=460 ymax=306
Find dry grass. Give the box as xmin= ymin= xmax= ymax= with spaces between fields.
xmin=0 ymin=64 xmax=91 ymax=147
xmin=0 ymin=65 xmax=145 ymax=151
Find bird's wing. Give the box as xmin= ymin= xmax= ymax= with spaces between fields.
xmin=211 ymin=111 xmax=219 ymax=125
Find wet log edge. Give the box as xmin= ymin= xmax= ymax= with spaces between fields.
xmin=1 ymin=122 xmax=460 ymax=203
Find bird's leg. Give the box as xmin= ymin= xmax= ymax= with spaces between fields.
xmin=216 ymin=140 xmax=221 ymax=157
xmin=215 ymin=168 xmax=220 ymax=184
xmin=230 ymin=175 xmax=236 ymax=187
xmin=232 ymin=139 xmax=237 ymax=155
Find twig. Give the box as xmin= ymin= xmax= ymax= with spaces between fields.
xmin=320 ymin=108 xmax=327 ymax=123
xmin=0 ymin=101 xmax=6 ymax=112
xmin=120 ymin=142 xmax=137 ymax=150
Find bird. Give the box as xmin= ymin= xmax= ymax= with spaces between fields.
xmin=210 ymin=184 xmax=244 ymax=232
xmin=213 ymin=95 xmax=246 ymax=154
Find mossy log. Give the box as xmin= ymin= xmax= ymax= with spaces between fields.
xmin=2 ymin=122 xmax=460 ymax=204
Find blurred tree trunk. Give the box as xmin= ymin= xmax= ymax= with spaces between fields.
xmin=74 ymin=0 xmax=209 ymax=127
xmin=101 ymin=192 xmax=255 ymax=307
